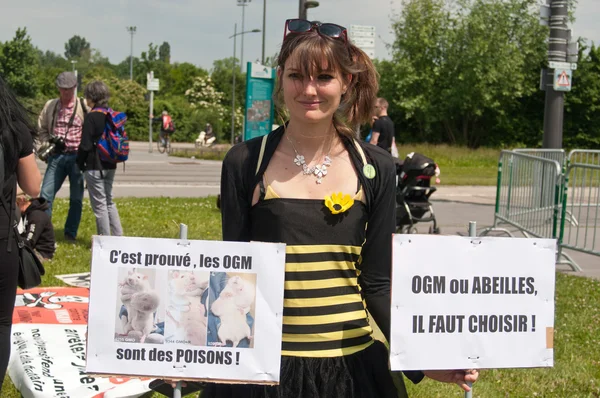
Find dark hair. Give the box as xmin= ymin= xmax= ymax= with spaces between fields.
xmin=275 ymin=30 xmax=379 ymax=138
xmin=0 ymin=75 xmax=37 ymax=176
xmin=84 ymin=80 xmax=110 ymax=108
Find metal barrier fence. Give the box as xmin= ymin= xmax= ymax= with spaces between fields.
xmin=559 ymin=150 xmax=600 ymax=261
xmin=482 ymin=151 xmax=563 ymax=244
xmin=512 ymin=148 xmax=567 ymax=168
xmin=484 ymin=148 xmax=600 ymax=271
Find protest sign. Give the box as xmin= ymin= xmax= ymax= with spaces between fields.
xmin=390 ymin=235 xmax=556 ymax=371
xmin=8 ymin=287 xmax=153 ymax=398
xmin=86 ymin=236 xmax=286 ymax=384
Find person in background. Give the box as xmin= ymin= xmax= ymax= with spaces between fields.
xmin=365 ymin=114 xmax=378 ymax=143
xmin=38 ymin=71 xmax=86 ymax=242
xmin=369 ymin=97 xmax=395 ymax=154
xmin=16 ymin=190 xmax=55 ymax=261
xmin=152 ymin=110 xmax=175 ymax=148
xmin=0 ymin=75 xmax=42 ymax=391
xmin=76 ymin=80 xmax=123 ymax=236
xmin=204 ymin=123 xmax=216 ymax=146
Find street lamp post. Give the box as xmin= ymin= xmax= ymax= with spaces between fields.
xmin=237 ymin=0 xmax=251 ymax=72
xmin=299 ymin=0 xmax=319 ymax=19
xmin=126 ymin=26 xmax=137 ymax=80
xmin=71 ymin=60 xmax=78 ymax=97
xmin=230 ymin=25 xmax=261 ymax=145
xmin=262 ymin=0 xmax=266 ymax=64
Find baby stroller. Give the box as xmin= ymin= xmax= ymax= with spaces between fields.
xmin=395 ymin=152 xmax=441 ymax=234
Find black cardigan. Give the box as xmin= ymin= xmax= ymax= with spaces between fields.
xmin=220 ymin=126 xmax=424 ymax=384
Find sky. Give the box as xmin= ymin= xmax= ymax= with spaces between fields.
xmin=1 ymin=0 xmax=599 ymax=72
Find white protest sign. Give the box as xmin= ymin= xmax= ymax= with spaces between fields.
xmin=390 ymin=235 xmax=555 ymax=370
xmin=86 ymin=236 xmax=286 ymax=384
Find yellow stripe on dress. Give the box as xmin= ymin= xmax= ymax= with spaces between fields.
xmin=282 ymin=340 xmax=374 ymax=358
xmin=284 ymin=278 xmax=357 ymax=290
xmin=283 ymin=310 xmax=368 ymax=326
xmin=284 ymin=294 xmax=363 ymax=308
xmin=282 ymin=326 xmax=373 ymax=343
xmin=286 ymin=245 xmax=362 ymax=255
xmin=285 ymin=260 xmax=358 ymax=272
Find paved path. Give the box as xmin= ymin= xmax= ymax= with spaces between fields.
xmin=39 ymin=141 xmax=598 ymax=279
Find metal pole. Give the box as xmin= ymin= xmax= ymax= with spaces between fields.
xmin=299 ymin=0 xmax=306 ymax=19
xmin=240 ymin=1 xmax=246 ymax=72
xmin=231 ymin=24 xmax=237 ymax=146
xmin=261 ymin=0 xmax=266 ymax=64
xmin=464 ymin=220 xmax=476 ymax=398
xmin=127 ymin=26 xmax=136 ymax=81
xmin=542 ymin=0 xmax=569 ymax=149
xmin=149 ymin=71 xmax=154 ymax=153
xmin=173 ymin=223 xmax=188 ymax=398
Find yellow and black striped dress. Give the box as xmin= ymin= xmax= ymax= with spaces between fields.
xmin=214 ymin=127 xmax=406 ymax=397
xmin=253 ymin=184 xmax=374 ymax=358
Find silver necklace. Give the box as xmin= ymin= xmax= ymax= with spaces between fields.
xmin=286 ymin=133 xmax=332 ymax=184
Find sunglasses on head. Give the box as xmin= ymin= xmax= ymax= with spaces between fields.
xmin=283 ymin=19 xmax=348 ymax=43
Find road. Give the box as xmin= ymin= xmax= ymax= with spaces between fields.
xmin=40 ymin=141 xmax=599 ymax=279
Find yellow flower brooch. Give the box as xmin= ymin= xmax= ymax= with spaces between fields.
xmin=325 ymin=192 xmax=354 ymax=214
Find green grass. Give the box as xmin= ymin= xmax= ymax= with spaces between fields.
xmin=397 ymin=144 xmax=501 ymax=186
xmin=4 ymin=197 xmax=600 ymax=397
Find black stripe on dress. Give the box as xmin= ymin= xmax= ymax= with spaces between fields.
xmin=285 ymin=269 xmax=357 ymax=281
xmin=282 ymin=318 xmax=370 ymax=334
xmin=284 ymin=285 xmax=360 ymax=299
xmin=282 ymin=334 xmax=373 ymax=352
xmin=283 ymin=301 xmax=365 ymax=317
xmin=286 ymin=252 xmax=360 ymax=263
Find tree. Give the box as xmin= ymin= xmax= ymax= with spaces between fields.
xmin=210 ymin=57 xmax=246 ymax=109
xmin=64 ymin=35 xmax=91 ymax=59
xmin=0 ymin=27 xmax=39 ymax=98
xmin=159 ymin=42 xmax=171 ymax=64
xmin=387 ymin=0 xmax=549 ymax=147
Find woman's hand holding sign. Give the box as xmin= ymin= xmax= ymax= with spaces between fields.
xmin=423 ymin=369 xmax=479 ymax=392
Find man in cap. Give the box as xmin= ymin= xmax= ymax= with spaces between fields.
xmin=37 ymin=71 xmax=87 ymax=242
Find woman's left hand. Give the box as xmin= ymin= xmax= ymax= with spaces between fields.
xmin=423 ymin=369 xmax=479 ymax=392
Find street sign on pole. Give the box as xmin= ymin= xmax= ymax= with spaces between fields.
xmin=553 ymin=69 xmax=572 ymax=92
xmin=548 ymin=61 xmax=577 ymax=71
xmin=350 ymin=25 xmax=376 ymax=59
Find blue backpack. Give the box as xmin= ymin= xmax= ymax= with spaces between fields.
xmin=92 ymin=108 xmax=129 ymax=163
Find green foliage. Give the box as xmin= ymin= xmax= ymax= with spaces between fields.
xmin=159 ymin=41 xmax=171 ymax=64
xmin=82 ymin=73 xmax=147 ymax=141
xmin=185 ymin=75 xmax=243 ymax=141
xmin=387 ymin=0 xmax=548 ymax=148
xmin=563 ymin=42 xmax=600 ymax=148
xmin=210 ymin=57 xmax=247 ymax=109
xmin=64 ymin=35 xmax=90 ymax=59
xmin=0 ymin=27 xmax=39 ymax=98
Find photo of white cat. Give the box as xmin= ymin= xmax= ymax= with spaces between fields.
xmin=165 ymin=270 xmax=210 ymax=346
xmin=208 ymin=272 xmax=257 ymax=349
xmin=114 ymin=268 xmax=165 ymax=344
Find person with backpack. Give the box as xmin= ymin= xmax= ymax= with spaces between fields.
xmin=76 ymin=80 xmax=123 ymax=236
xmin=37 ymin=71 xmax=87 ymax=242
xmin=152 ymin=110 xmax=175 ymax=148
xmin=0 ymin=75 xmax=42 ymax=391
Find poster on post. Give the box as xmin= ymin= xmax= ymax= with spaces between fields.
xmin=86 ymin=236 xmax=286 ymax=384
xmin=244 ymin=62 xmax=275 ymax=141
xmin=8 ymin=287 xmax=154 ymax=398
xmin=390 ymin=235 xmax=556 ymax=371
